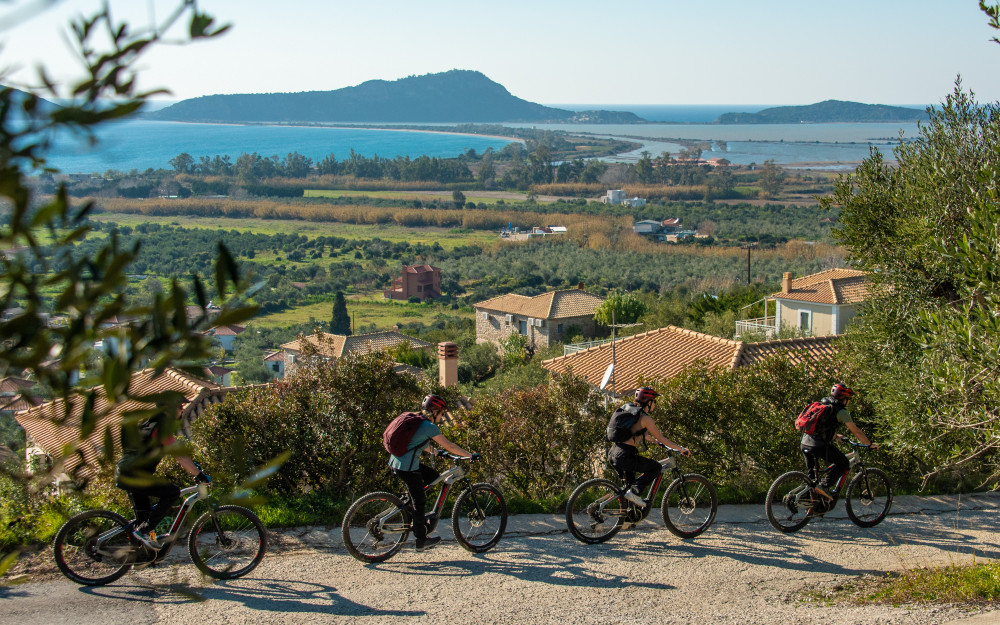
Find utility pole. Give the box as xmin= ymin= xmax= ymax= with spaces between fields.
xmin=741 ymin=242 xmax=757 ymax=285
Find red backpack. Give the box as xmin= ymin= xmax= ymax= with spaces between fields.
xmin=383 ymin=412 xmax=428 ymax=456
xmin=794 ymin=401 xmax=835 ymax=435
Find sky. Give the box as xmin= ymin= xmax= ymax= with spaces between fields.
xmin=1 ymin=0 xmax=999 ymax=107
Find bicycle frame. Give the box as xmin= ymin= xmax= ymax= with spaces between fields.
xmin=96 ymin=484 xmax=210 ymax=561
xmin=595 ymin=453 xmax=680 ymax=521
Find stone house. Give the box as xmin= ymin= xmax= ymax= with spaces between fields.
xmin=474 ymin=289 xmax=606 ymax=350
xmin=384 ymin=264 xmax=442 ymax=301
xmin=278 ymin=330 xmax=432 ymax=377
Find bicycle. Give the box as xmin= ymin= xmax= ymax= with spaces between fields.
xmin=765 ymin=440 xmax=892 ymax=533
xmin=566 ymin=443 xmax=718 ymax=544
xmin=53 ymin=482 xmax=268 ymax=586
xmin=341 ymin=452 xmax=507 ymax=563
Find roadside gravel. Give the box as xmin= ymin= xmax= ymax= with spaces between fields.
xmin=2 ymin=492 xmax=997 ymax=625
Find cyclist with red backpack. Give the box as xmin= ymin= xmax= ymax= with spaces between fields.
xmin=800 ymin=383 xmax=875 ymax=500
xmin=385 ymin=394 xmax=475 ymax=551
xmin=607 ymin=387 xmax=690 ymax=507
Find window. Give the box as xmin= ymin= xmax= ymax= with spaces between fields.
xmin=799 ymin=310 xmax=812 ymax=334
xmin=271 ymin=363 xmax=280 ymax=372
xmin=519 ymin=320 xmax=527 ymax=335
xmin=557 ymin=323 xmax=564 ymax=334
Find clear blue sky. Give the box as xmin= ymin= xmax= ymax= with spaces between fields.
xmin=3 ymin=0 xmax=999 ymax=106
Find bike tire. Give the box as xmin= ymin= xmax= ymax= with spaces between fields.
xmin=845 ymin=467 xmax=893 ymax=528
xmin=341 ymin=491 xmax=411 ymax=563
xmin=451 ymin=483 xmax=508 ymax=553
xmin=188 ymin=505 xmax=268 ymax=579
xmin=765 ymin=471 xmax=815 ymax=533
xmin=565 ymin=478 xmax=626 ymax=544
xmin=661 ymin=473 xmax=718 ymax=539
xmin=53 ymin=509 xmax=134 ymax=586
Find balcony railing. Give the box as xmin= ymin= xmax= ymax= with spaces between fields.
xmin=564 ymin=338 xmax=616 ymax=355
xmin=735 ymin=317 xmax=777 ymax=339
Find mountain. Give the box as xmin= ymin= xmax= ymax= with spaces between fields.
xmin=149 ymin=70 xmax=644 ymax=124
xmin=714 ymin=100 xmax=927 ymax=124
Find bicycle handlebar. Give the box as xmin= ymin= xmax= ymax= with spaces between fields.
xmin=437 ymin=451 xmax=480 ymax=462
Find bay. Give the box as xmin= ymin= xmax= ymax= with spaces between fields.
xmin=43 ymin=120 xmax=517 ymax=174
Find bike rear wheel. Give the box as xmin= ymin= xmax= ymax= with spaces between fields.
xmin=661 ymin=473 xmax=718 ymax=538
xmin=565 ymin=478 xmax=625 ymax=544
xmin=846 ymin=467 xmax=892 ymax=528
xmin=452 ymin=483 xmax=508 ymax=553
xmin=53 ymin=509 xmax=134 ymax=586
xmin=342 ymin=491 xmax=411 ymax=563
xmin=765 ymin=471 xmax=815 ymax=533
xmin=189 ymin=505 xmax=268 ymax=579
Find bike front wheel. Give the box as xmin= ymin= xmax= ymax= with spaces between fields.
xmin=565 ymin=478 xmax=625 ymax=544
xmin=765 ymin=471 xmax=815 ymax=533
xmin=846 ymin=467 xmax=892 ymax=528
xmin=661 ymin=473 xmax=718 ymax=538
xmin=451 ymin=483 xmax=508 ymax=553
xmin=53 ymin=509 xmax=134 ymax=586
xmin=341 ymin=491 xmax=411 ymax=563
xmin=189 ymin=505 xmax=268 ymax=579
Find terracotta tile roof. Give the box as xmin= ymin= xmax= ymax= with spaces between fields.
xmin=15 ymin=368 xmax=231 ymax=472
xmin=404 ymin=264 xmax=439 ymax=274
xmin=474 ymin=289 xmax=605 ymax=320
xmin=209 ymin=324 xmax=246 ymax=337
xmin=263 ymin=350 xmax=284 ymax=362
xmin=203 ymin=365 xmax=233 ymax=376
xmin=771 ymin=268 xmax=871 ymax=305
xmin=280 ymin=331 xmax=431 ymax=359
xmin=542 ymin=326 xmax=839 ymax=396
xmin=1 ymin=393 xmax=42 ymax=413
xmin=0 ymin=377 xmax=35 ymax=394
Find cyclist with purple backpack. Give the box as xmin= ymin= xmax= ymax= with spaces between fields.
xmin=801 ymin=384 xmax=876 ymax=500
xmin=385 ymin=394 xmax=475 ymax=551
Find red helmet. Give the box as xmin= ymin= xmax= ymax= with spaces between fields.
xmin=421 ymin=394 xmax=448 ymax=412
xmin=634 ymin=387 xmax=660 ymax=406
xmin=831 ymin=383 xmax=854 ymax=401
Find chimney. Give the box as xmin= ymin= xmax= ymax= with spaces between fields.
xmin=438 ymin=342 xmax=458 ymax=387
xmin=577 ymin=282 xmax=585 ymax=290
xmin=782 ymin=272 xmax=793 ymax=294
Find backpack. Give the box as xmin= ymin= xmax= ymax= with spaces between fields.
xmin=607 ymin=403 xmax=645 ymax=443
xmin=383 ymin=412 xmax=428 ymax=457
xmin=794 ymin=400 xmax=835 ymax=435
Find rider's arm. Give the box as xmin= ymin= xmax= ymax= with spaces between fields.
xmin=844 ymin=422 xmax=873 ymax=447
xmin=639 ymin=414 xmax=690 ymax=456
xmin=161 ymin=435 xmax=203 ymax=477
xmin=430 ymin=434 xmax=473 ymax=458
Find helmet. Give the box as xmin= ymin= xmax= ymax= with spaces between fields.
xmin=831 ymin=383 xmax=854 ymax=401
xmin=421 ymin=394 xmax=448 ymax=412
xmin=634 ymin=386 xmax=660 ymax=406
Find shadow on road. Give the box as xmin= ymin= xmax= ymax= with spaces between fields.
xmin=81 ymin=578 xmax=424 ymax=617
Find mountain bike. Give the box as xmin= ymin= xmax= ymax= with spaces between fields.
xmin=566 ymin=442 xmax=718 ymax=544
xmin=765 ymin=440 xmax=892 ymax=533
xmin=53 ymin=483 xmax=267 ymax=586
xmin=341 ymin=453 xmax=507 ymax=563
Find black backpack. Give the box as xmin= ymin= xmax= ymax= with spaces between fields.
xmin=607 ymin=403 xmax=645 ymax=443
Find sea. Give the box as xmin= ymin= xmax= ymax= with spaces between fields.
xmin=39 ymin=104 xmax=931 ymax=174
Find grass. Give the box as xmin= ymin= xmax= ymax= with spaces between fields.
xmin=253 ymin=293 xmax=472 ymax=328
xmin=820 ymin=563 xmax=1000 ymax=605
xmin=88 ymin=213 xmax=498 ymax=249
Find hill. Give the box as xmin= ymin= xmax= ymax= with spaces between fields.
xmin=149 ymin=70 xmax=644 ymax=124
xmin=714 ymin=100 xmax=927 ymax=124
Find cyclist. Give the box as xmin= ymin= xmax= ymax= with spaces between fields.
xmin=608 ymin=387 xmax=690 ymax=507
xmin=801 ymin=383 xmax=875 ymax=499
xmin=389 ymin=394 xmax=475 ymax=551
xmin=116 ymin=411 xmax=210 ymax=550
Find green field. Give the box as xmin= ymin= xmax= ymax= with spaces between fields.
xmin=253 ymin=294 xmax=471 ymax=329
xmin=88 ymin=213 xmax=498 ymax=249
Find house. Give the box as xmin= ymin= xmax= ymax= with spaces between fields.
xmin=735 ymin=268 xmax=872 ymax=339
xmin=279 ymin=331 xmax=432 ymax=377
xmin=15 ymin=368 xmax=231 ymax=475
xmin=542 ymin=325 xmax=838 ymax=397
xmin=384 ymin=264 xmax=442 ymax=301
xmin=633 ymin=220 xmax=662 ymax=235
xmin=474 ymin=288 xmax=606 ymax=350
xmin=202 ymin=365 xmax=234 ymax=386
xmin=604 ymin=189 xmax=627 ymax=204
xmin=263 ymin=350 xmax=285 ymax=378
xmin=626 ymin=197 xmax=646 ymax=208
xmin=661 ymin=218 xmax=683 ymax=233
xmin=0 ymin=376 xmax=41 ymax=418
xmin=204 ymin=324 xmax=246 ymax=352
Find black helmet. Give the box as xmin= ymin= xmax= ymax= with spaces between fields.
xmin=421 ymin=394 xmax=448 ymax=412
xmin=831 ymin=383 xmax=854 ymax=401
xmin=634 ymin=386 xmax=660 ymax=406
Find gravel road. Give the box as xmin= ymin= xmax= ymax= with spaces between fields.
xmin=2 ymin=492 xmax=998 ymax=625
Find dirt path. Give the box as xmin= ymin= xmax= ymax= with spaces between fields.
xmin=3 ymin=493 xmax=997 ymax=624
